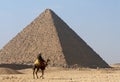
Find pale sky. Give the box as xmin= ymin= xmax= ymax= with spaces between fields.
xmin=0 ymin=0 xmax=120 ymax=64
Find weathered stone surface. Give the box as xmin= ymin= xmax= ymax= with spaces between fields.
xmin=0 ymin=9 xmax=110 ymax=68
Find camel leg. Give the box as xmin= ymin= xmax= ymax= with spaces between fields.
xmin=40 ymin=70 xmax=44 ymax=79
xmin=36 ymin=68 xmax=39 ymax=79
xmin=33 ymin=66 xmax=36 ymax=79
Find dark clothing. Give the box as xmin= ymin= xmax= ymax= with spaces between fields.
xmin=37 ymin=54 xmax=45 ymax=62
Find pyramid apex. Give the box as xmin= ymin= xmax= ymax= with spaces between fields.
xmin=39 ymin=8 xmax=55 ymax=18
xmin=45 ymin=8 xmax=52 ymax=11
xmin=44 ymin=8 xmax=53 ymax=14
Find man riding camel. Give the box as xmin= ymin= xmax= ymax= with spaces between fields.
xmin=34 ymin=53 xmax=45 ymax=65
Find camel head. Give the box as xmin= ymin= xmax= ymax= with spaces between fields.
xmin=46 ymin=59 xmax=50 ymax=63
xmin=46 ymin=59 xmax=50 ymax=66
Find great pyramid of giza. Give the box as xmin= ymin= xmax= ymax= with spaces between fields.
xmin=0 ymin=9 xmax=110 ymax=68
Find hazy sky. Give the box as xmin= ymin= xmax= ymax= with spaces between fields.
xmin=0 ymin=0 xmax=120 ymax=64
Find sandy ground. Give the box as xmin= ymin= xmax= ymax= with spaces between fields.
xmin=0 ymin=67 xmax=120 ymax=82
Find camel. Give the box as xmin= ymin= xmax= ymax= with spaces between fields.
xmin=33 ymin=54 xmax=50 ymax=79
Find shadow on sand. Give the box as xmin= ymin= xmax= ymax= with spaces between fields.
xmin=0 ymin=64 xmax=33 ymax=70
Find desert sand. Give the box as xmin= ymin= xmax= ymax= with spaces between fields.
xmin=0 ymin=66 xmax=120 ymax=82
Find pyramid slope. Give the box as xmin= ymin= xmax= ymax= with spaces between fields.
xmin=50 ymin=10 xmax=110 ymax=68
xmin=0 ymin=9 xmax=66 ymax=66
xmin=0 ymin=9 xmax=110 ymax=68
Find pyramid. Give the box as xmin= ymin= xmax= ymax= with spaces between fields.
xmin=0 ymin=9 xmax=110 ymax=68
